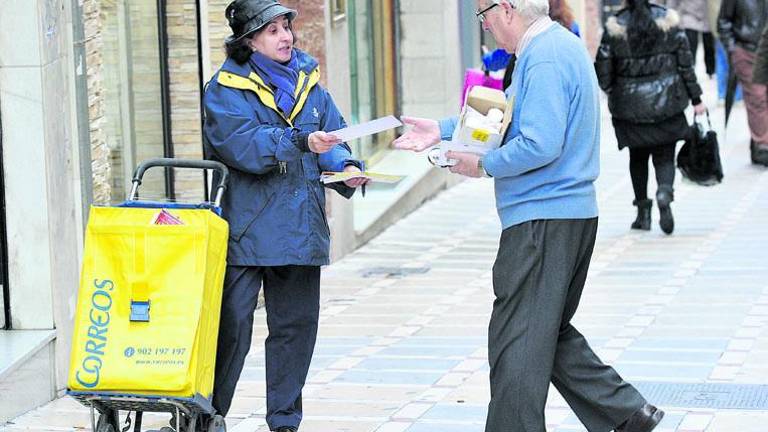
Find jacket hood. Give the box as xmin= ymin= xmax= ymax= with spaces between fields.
xmin=606 ymin=7 xmax=680 ymax=38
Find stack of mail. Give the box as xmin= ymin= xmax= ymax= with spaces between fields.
xmin=152 ymin=209 xmax=184 ymax=225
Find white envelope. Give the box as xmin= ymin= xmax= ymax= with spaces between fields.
xmin=329 ymin=116 xmax=403 ymax=142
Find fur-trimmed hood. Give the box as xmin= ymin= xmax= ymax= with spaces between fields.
xmin=605 ymin=7 xmax=680 ymax=38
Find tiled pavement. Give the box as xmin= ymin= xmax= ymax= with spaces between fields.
xmin=4 ymin=84 xmax=768 ymax=431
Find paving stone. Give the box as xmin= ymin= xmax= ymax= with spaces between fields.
xmin=306 ymin=384 xmax=423 ymax=402
xmin=374 ymin=422 xmax=412 ymax=432
xmin=405 ymin=423 xmax=484 ymax=432
xmin=718 ymin=351 xmax=749 ymax=365
xmin=707 ymin=411 xmax=768 ymax=431
xmin=391 ymin=403 xmax=433 ymax=420
xmin=676 ymin=413 xmax=714 ymax=431
xmin=335 ymin=370 xmax=442 ymax=386
xmin=307 ymin=400 xmax=402 ymax=418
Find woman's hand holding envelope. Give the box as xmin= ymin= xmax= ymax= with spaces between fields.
xmin=308 ymin=131 xmax=341 ymax=154
xmin=342 ymin=165 xmax=371 ymax=188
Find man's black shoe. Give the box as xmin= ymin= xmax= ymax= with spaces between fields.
xmin=274 ymin=428 xmax=296 ymax=432
xmin=750 ymin=139 xmax=768 ymax=166
xmin=615 ymin=403 xmax=664 ymax=432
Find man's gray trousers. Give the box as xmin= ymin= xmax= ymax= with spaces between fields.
xmin=485 ymin=218 xmax=646 ymax=432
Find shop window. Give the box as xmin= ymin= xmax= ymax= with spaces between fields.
xmin=348 ymin=0 xmax=400 ymax=165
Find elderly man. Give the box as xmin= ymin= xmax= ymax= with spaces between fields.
xmin=394 ymin=1 xmax=663 ymax=431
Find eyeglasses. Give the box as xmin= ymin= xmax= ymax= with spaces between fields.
xmin=476 ymin=2 xmax=499 ymax=23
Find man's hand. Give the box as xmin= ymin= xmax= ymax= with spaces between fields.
xmin=693 ymin=102 xmax=707 ymax=116
xmin=308 ymin=131 xmax=341 ymax=154
xmin=446 ymin=151 xmax=482 ymax=178
xmin=392 ymin=116 xmax=441 ymax=152
xmin=342 ymin=164 xmax=370 ymax=188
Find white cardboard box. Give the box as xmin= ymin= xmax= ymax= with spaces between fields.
xmin=447 ymin=86 xmax=513 ymax=155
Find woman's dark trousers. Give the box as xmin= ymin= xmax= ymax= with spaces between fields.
xmin=486 ymin=219 xmax=646 ymax=432
xmin=628 ymin=144 xmax=676 ymax=201
xmin=212 ymin=265 xmax=320 ymax=430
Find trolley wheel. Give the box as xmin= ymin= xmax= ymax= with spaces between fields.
xmin=95 ymin=409 xmax=119 ymax=432
xmin=205 ymin=415 xmax=226 ymax=432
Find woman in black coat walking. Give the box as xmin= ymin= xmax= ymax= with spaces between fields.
xmin=596 ymin=0 xmax=706 ymax=234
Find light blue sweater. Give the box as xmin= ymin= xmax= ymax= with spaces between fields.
xmin=440 ymin=25 xmax=600 ymax=229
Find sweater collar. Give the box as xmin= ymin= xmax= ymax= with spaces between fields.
xmin=516 ymin=16 xmax=555 ymax=56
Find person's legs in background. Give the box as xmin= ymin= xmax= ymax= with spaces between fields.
xmin=650 ymin=143 xmax=676 ymax=234
xmin=685 ymin=29 xmax=700 ymax=63
xmin=628 ymin=147 xmax=652 ymax=230
xmin=687 ymin=30 xmax=718 ymax=78
xmin=731 ymin=46 xmax=768 ymax=166
xmin=703 ymin=32 xmax=716 ymax=77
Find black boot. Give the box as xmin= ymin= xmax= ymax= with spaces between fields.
xmin=631 ymin=199 xmax=652 ymax=231
xmin=752 ymin=139 xmax=768 ymax=166
xmin=656 ymin=186 xmax=674 ymax=235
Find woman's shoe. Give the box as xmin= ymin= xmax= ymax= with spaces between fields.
xmin=631 ymin=199 xmax=652 ymax=231
xmin=656 ymin=187 xmax=674 ymax=235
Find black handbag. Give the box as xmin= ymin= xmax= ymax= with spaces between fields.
xmin=677 ymin=110 xmax=724 ymax=186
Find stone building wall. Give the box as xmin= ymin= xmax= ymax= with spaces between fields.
xmin=207 ymin=0 xmax=231 ymax=75
xmin=282 ymin=0 xmax=328 ymax=87
xmin=83 ymin=0 xmax=110 ymax=205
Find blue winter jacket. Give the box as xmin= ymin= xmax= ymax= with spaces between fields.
xmin=203 ymin=49 xmax=358 ymax=266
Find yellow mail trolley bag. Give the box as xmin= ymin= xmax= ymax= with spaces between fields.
xmin=68 ymin=159 xmax=230 ymax=432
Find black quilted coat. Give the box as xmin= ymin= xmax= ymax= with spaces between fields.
xmin=595 ymin=2 xmax=702 ymax=124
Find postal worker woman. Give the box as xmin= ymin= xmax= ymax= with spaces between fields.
xmin=203 ymin=1 xmax=367 ymax=430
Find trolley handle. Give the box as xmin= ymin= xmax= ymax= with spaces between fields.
xmin=130 ymin=158 xmax=230 ymax=208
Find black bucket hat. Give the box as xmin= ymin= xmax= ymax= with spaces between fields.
xmin=225 ymin=0 xmax=298 ymax=44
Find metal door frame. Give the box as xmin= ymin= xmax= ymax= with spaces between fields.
xmin=0 ymin=96 xmax=10 ymax=329
xmin=156 ymin=0 xmax=176 ymax=200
